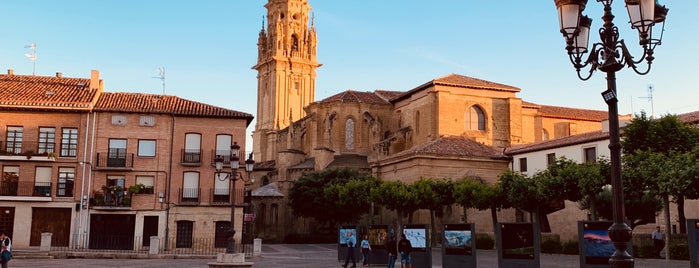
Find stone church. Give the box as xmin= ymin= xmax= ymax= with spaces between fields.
xmin=249 ymin=0 xmax=609 ymax=242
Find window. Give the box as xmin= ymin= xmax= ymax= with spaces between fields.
xmin=5 ymin=126 xmax=23 ymax=154
xmin=35 ymin=167 xmax=52 ymax=196
xmin=519 ymin=158 xmax=528 ymax=172
xmin=105 ymin=176 xmax=125 ymax=206
xmin=139 ymin=116 xmax=155 ymax=126
xmin=584 ymin=147 xmax=597 ymax=163
xmin=213 ymin=172 xmax=230 ymax=203
xmin=176 ymin=221 xmax=193 ymax=248
xmin=215 ymin=134 xmax=233 ymax=163
xmin=136 ymin=176 xmax=155 ymax=194
xmin=184 ymin=133 xmax=201 ymax=163
xmin=546 ymin=153 xmax=556 ymax=167
xmin=270 ymin=204 xmax=279 ymax=225
xmin=542 ymin=129 xmax=550 ymax=141
xmin=183 ymin=172 xmax=200 ymax=200
xmin=466 ymin=106 xmax=486 ymax=131
xmin=258 ymin=203 xmax=267 ymax=227
xmin=112 ymin=115 xmax=126 ymax=126
xmin=414 ymin=111 xmax=420 ymax=135
xmin=138 ymin=140 xmax=156 ymax=157
xmin=61 ymin=128 xmax=78 ymax=157
xmin=57 ymin=167 xmax=75 ymax=197
xmin=108 ymin=139 xmax=127 ymax=167
xmin=2 ymin=166 xmax=19 ymax=196
xmin=38 ymin=127 xmax=56 ymax=154
xmin=345 ymin=118 xmax=354 ymax=150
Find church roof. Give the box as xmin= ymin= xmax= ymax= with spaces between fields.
xmin=392 ymin=73 xmax=521 ymax=102
xmin=393 ymin=136 xmax=506 ymax=159
xmin=316 ymin=90 xmax=391 ymax=105
xmin=0 ymin=72 xmax=98 ymax=110
xmin=251 ymin=182 xmax=284 ymax=198
xmin=523 ymin=101 xmax=608 ymax=122
xmin=505 ymin=130 xmax=609 ymax=155
xmin=95 ymin=92 xmax=254 ymax=124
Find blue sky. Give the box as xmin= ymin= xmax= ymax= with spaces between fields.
xmin=1 ymin=1 xmax=697 ymax=143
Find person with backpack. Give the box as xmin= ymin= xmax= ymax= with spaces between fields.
xmin=398 ymin=233 xmax=412 ymax=268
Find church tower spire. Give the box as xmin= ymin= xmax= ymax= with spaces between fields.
xmin=253 ymin=0 xmax=320 ymax=161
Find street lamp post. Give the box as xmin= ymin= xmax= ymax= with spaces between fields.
xmin=553 ymin=0 xmax=668 ymax=267
xmin=214 ymin=142 xmax=255 ymax=254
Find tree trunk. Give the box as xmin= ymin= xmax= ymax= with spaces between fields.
xmin=589 ymin=196 xmax=598 ymax=221
xmin=490 ymin=205 xmax=498 ymax=232
xmin=430 ymin=209 xmax=436 ymax=246
xmin=462 ymin=205 xmax=468 ymax=223
xmin=677 ymin=196 xmax=687 ymax=234
xmin=663 ymin=195 xmax=671 ymax=261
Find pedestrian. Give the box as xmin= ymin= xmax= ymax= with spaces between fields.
xmin=651 ymin=226 xmax=665 ymax=258
xmin=360 ymin=234 xmax=371 ymax=267
xmin=386 ymin=235 xmax=397 ymax=268
xmin=398 ymin=233 xmax=412 ymax=268
xmin=342 ymin=231 xmax=357 ymax=268
xmin=0 ymin=231 xmax=11 ymax=268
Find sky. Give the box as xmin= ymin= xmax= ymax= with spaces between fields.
xmin=1 ymin=1 xmax=697 ymax=150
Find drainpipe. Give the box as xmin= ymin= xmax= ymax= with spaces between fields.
xmin=164 ymin=113 xmax=175 ymax=249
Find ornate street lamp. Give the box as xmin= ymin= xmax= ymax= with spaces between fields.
xmin=553 ymin=0 xmax=668 ymax=267
xmin=214 ymin=142 xmax=255 ymax=253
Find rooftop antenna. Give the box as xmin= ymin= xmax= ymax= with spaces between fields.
xmin=639 ymin=84 xmax=655 ymax=118
xmin=153 ymin=67 xmax=165 ymax=94
xmin=24 ymin=43 xmax=37 ymax=75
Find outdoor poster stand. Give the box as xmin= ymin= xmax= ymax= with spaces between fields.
xmin=403 ymin=224 xmax=431 ymax=268
xmin=496 ymin=222 xmax=540 ymax=268
xmin=687 ymin=219 xmax=699 ymax=268
xmin=578 ymin=221 xmax=616 ymax=268
xmin=441 ymin=223 xmax=477 ymax=268
xmin=368 ymin=224 xmax=389 ymax=266
xmin=338 ymin=225 xmax=360 ymax=263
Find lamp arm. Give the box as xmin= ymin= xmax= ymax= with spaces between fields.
xmin=216 ymin=172 xmax=232 ymax=182
xmin=618 ymin=40 xmax=653 ymax=75
xmin=569 ymin=44 xmax=599 ymax=81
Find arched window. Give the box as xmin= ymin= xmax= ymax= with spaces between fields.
xmin=258 ymin=203 xmax=267 ymax=227
xmin=270 ymin=204 xmax=279 ymax=225
xmin=466 ymin=106 xmax=486 ymax=131
xmin=345 ymin=118 xmax=354 ymax=150
xmin=414 ymin=110 xmax=420 ymax=135
xmin=291 ymin=35 xmax=299 ymax=51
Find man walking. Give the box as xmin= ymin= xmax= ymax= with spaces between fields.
xmin=651 ymin=226 xmax=665 ymax=258
xmin=342 ymin=231 xmax=357 ymax=268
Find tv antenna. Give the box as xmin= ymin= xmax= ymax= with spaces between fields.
xmin=639 ymin=84 xmax=655 ymax=117
xmin=153 ymin=67 xmax=165 ymax=94
xmin=24 ymin=43 xmax=37 ymax=75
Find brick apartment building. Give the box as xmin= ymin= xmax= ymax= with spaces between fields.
xmin=0 ymin=69 xmax=253 ymax=250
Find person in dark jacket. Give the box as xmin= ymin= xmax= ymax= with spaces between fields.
xmin=398 ymin=233 xmax=412 ymax=268
xmin=386 ymin=235 xmax=397 ymax=268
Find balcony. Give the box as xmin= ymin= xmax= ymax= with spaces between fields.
xmin=181 ymin=149 xmax=202 ymax=166
xmin=90 ymin=189 xmax=131 ymax=209
xmin=179 ymin=188 xmax=201 ymax=205
xmin=95 ymin=152 xmax=134 ymax=170
xmin=0 ymin=181 xmax=53 ymax=197
xmin=0 ymin=141 xmax=57 ymax=161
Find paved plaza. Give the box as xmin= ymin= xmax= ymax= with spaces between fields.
xmin=9 ymin=244 xmax=691 ymax=268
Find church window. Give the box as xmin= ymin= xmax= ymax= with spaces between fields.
xmin=466 ymin=106 xmax=486 ymax=131
xmin=414 ymin=111 xmax=420 ymax=135
xmin=270 ymin=204 xmax=279 ymax=225
xmin=345 ymin=118 xmax=355 ymax=150
xmin=292 ymin=35 xmax=299 ymax=51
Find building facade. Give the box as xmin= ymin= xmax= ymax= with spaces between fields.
xmin=249 ymin=0 xmax=612 ymax=242
xmin=0 ymin=70 xmax=254 ymax=250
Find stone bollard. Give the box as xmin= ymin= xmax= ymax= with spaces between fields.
xmin=149 ymin=236 xmax=160 ymax=254
xmin=208 ymin=253 xmax=254 ymax=268
xmin=40 ymin=233 xmax=52 ymax=252
xmin=253 ymin=238 xmax=262 ymax=257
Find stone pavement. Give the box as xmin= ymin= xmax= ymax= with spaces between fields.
xmin=9 ymin=244 xmax=691 ymax=267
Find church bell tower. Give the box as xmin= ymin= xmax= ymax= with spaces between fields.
xmin=253 ymin=0 xmax=320 ymax=161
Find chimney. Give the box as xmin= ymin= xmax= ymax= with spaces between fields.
xmin=56 ymin=72 xmax=62 ymax=78
xmin=7 ymin=69 xmax=14 ymax=75
xmin=90 ymin=70 xmax=100 ymax=90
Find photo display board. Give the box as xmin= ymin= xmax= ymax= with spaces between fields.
xmin=339 ymin=226 xmax=357 ymax=247
xmin=369 ymin=225 xmax=388 ymax=249
xmin=403 ymin=225 xmax=428 ymax=251
xmin=444 ymin=224 xmax=473 ymax=256
xmin=501 ymin=223 xmax=535 ymax=259
xmin=580 ymin=221 xmax=615 ymax=265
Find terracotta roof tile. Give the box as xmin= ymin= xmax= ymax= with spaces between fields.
xmin=317 ymin=90 xmax=391 ymax=105
xmin=678 ymin=110 xmax=699 ymax=124
xmin=0 ymin=73 xmax=98 ymax=110
xmin=94 ymin=92 xmax=253 ymax=123
xmin=251 ymin=182 xmax=284 ymax=197
xmin=392 ymin=74 xmax=521 ymax=103
xmin=374 ymin=90 xmax=403 ymax=101
xmin=327 ymin=154 xmax=370 ymax=169
xmin=393 ymin=136 xmax=505 ymax=159
xmin=523 ymin=101 xmax=608 ymax=121
xmin=505 ymin=131 xmax=609 ymax=155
